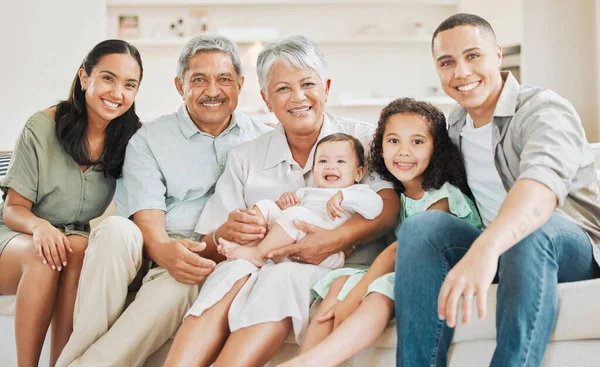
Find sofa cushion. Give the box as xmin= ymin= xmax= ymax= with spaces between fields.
xmin=0 ymin=153 xmax=10 ymax=179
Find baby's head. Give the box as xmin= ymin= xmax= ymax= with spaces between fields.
xmin=368 ymin=98 xmax=468 ymax=194
xmin=312 ymin=133 xmax=366 ymax=189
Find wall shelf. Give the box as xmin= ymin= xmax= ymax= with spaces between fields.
xmin=329 ymin=95 xmax=455 ymax=108
xmin=108 ymin=0 xmax=457 ymax=8
xmin=124 ymin=35 xmax=431 ymax=47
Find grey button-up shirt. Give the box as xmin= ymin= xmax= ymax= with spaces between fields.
xmin=448 ymin=72 xmax=600 ymax=265
xmin=115 ymin=104 xmax=272 ymax=238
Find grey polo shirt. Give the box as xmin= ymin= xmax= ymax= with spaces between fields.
xmin=448 ymin=72 xmax=600 ymax=265
xmin=115 ymin=104 xmax=272 ymax=238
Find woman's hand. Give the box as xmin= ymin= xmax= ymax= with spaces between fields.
xmin=437 ymin=240 xmax=499 ymax=328
xmin=277 ymin=192 xmax=299 ymax=210
xmin=326 ymin=190 xmax=347 ymax=220
xmin=268 ymin=219 xmax=342 ymax=264
xmin=32 ymin=220 xmax=73 ymax=271
xmin=218 ymin=208 xmax=267 ymax=245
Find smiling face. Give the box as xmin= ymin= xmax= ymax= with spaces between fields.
xmin=432 ymin=25 xmax=504 ymax=122
xmin=382 ymin=113 xmax=435 ymax=193
xmin=312 ymin=141 xmax=365 ymax=189
xmin=79 ymin=53 xmax=141 ymax=126
xmin=175 ymin=51 xmax=244 ymax=134
xmin=261 ymin=63 xmax=330 ymax=136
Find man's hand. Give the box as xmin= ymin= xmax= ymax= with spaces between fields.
xmin=437 ymin=241 xmax=499 ymax=328
xmin=218 ymin=208 xmax=266 ymax=245
xmin=326 ymin=190 xmax=347 ymax=220
xmin=152 ymin=239 xmax=216 ymax=285
xmin=267 ymin=219 xmax=342 ymax=265
xmin=277 ymin=192 xmax=299 ymax=210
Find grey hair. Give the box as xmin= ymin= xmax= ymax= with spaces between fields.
xmin=176 ymin=34 xmax=243 ymax=80
xmin=256 ymin=35 xmax=328 ymax=91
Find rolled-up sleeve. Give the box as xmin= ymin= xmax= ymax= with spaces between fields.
xmin=195 ymin=148 xmax=248 ymax=234
xmin=516 ymin=93 xmax=587 ymax=206
xmin=1 ymin=126 xmax=39 ymax=203
xmin=118 ymin=133 xmax=167 ymax=217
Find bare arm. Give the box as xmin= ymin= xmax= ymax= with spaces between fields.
xmin=4 ymin=188 xmax=72 ymax=270
xmin=439 ymin=179 xmax=557 ymax=328
xmin=4 ymin=188 xmax=45 ymax=234
xmin=337 ymin=188 xmax=400 ymax=249
xmin=473 ymin=179 xmax=556 ymax=256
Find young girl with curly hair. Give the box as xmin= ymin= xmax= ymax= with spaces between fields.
xmin=279 ymin=98 xmax=482 ymax=367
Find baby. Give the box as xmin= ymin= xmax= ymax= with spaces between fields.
xmin=218 ymin=133 xmax=383 ymax=268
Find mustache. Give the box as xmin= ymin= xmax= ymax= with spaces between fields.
xmin=198 ymin=96 xmax=228 ymax=104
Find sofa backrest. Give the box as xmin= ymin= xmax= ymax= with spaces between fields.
xmin=591 ymin=143 xmax=600 ymax=168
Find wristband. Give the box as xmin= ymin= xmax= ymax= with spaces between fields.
xmin=213 ymin=227 xmax=219 ymax=245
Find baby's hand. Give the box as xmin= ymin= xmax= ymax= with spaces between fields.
xmin=326 ymin=190 xmax=346 ymax=220
xmin=277 ymin=192 xmax=299 ymax=209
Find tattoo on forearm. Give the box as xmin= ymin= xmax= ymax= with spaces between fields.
xmin=511 ymin=206 xmax=543 ymax=242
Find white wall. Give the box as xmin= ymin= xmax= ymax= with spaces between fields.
xmin=106 ymin=1 xmax=458 ymax=125
xmin=0 ymin=0 xmax=107 ymax=150
xmin=522 ymin=0 xmax=600 ymax=142
xmin=458 ymin=0 xmax=523 ymax=46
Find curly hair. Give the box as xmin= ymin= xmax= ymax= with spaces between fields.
xmin=367 ymin=97 xmax=470 ymax=197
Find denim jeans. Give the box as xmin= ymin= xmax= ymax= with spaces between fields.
xmin=394 ymin=211 xmax=600 ymax=367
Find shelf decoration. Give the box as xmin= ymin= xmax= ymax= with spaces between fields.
xmin=118 ymin=15 xmax=140 ymax=38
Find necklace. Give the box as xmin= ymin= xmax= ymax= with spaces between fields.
xmin=88 ymin=138 xmax=105 ymax=155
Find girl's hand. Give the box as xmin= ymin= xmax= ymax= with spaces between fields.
xmin=326 ymin=191 xmax=347 ymax=220
xmin=316 ymin=295 xmax=362 ymax=329
xmin=277 ymin=192 xmax=299 ymax=210
xmin=332 ymin=295 xmax=362 ymax=329
xmin=32 ymin=221 xmax=73 ymax=271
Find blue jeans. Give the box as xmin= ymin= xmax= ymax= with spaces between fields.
xmin=394 ymin=211 xmax=600 ymax=367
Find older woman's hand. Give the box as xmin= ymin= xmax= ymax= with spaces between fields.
xmin=218 ymin=208 xmax=267 ymax=245
xmin=267 ymin=219 xmax=343 ymax=264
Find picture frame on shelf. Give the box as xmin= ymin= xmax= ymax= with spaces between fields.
xmin=118 ymin=15 xmax=140 ymax=38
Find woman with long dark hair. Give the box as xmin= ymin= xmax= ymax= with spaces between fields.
xmin=0 ymin=39 xmax=143 ymax=366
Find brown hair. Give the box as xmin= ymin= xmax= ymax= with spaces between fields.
xmin=313 ymin=133 xmax=365 ymax=167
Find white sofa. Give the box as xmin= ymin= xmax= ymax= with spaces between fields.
xmin=1 ymin=143 xmax=600 ymax=366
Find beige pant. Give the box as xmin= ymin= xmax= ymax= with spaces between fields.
xmin=56 ymin=216 xmax=199 ymax=367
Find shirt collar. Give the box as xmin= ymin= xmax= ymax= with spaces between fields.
xmin=177 ymin=104 xmax=240 ymax=139
xmin=448 ymin=71 xmax=519 ymax=126
xmin=262 ymin=112 xmax=337 ymax=171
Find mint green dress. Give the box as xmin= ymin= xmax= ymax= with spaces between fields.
xmin=0 ymin=111 xmax=116 ymax=256
xmin=312 ymin=182 xmax=482 ymax=301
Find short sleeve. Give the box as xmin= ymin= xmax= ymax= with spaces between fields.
xmin=194 ymin=147 xmax=248 ymax=234
xmin=1 ymin=124 xmax=40 ymax=203
xmin=423 ymin=183 xmax=482 ymax=228
xmin=116 ymin=132 xmax=167 ymax=217
xmin=516 ymin=92 xmax=587 ymax=206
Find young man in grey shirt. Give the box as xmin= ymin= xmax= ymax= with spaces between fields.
xmin=394 ymin=13 xmax=600 ymax=367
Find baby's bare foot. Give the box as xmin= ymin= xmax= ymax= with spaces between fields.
xmin=228 ymin=246 xmax=267 ymax=267
xmin=217 ymin=238 xmax=242 ymax=256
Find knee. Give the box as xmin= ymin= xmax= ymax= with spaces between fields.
xmin=23 ymin=249 xmax=60 ymax=282
xmin=155 ymin=278 xmax=199 ymax=311
xmin=397 ymin=211 xmax=451 ymax=238
xmin=88 ymin=216 xmax=143 ymax=256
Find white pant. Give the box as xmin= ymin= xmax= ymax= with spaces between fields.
xmin=56 ymin=216 xmax=199 ymax=367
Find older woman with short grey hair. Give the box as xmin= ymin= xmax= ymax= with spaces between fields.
xmin=165 ymin=35 xmax=400 ymax=367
